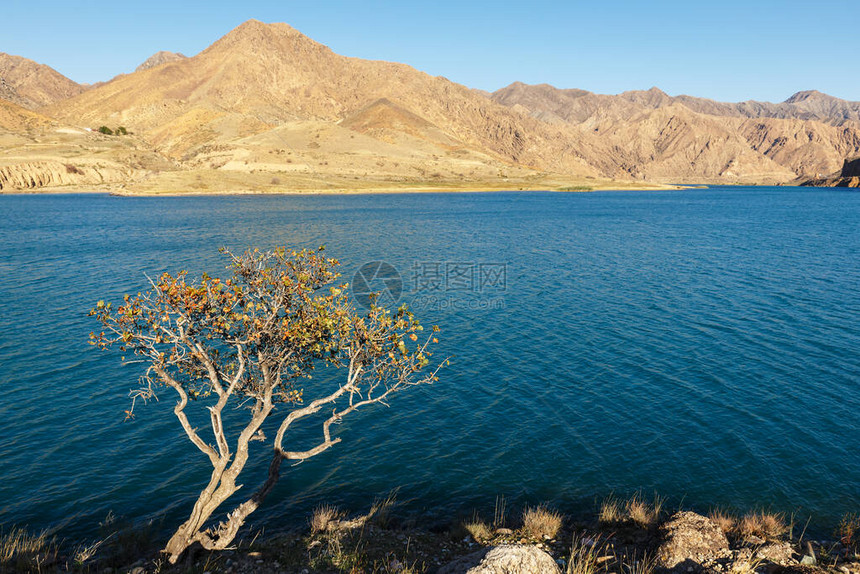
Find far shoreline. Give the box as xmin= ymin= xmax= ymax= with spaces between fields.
xmin=0 ymin=181 xmax=756 ymax=197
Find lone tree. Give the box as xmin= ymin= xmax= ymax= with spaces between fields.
xmin=91 ymin=247 xmax=441 ymax=563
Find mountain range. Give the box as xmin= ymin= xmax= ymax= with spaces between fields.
xmin=1 ymin=19 xmax=858 ymax=193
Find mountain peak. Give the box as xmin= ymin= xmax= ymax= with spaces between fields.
xmin=223 ymin=19 xmax=302 ymax=42
xmin=136 ymin=51 xmax=187 ymax=73
xmin=203 ymin=19 xmax=327 ymax=58
xmin=785 ymin=90 xmax=833 ymax=104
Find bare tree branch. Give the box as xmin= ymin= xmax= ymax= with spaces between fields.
xmin=153 ymin=365 xmax=219 ymax=466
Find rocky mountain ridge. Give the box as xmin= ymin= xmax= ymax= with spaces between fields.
xmin=2 ymin=20 xmax=860 ymax=193
xmin=492 ymin=82 xmax=860 ymax=181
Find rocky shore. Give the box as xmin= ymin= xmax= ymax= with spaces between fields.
xmin=4 ymin=497 xmax=859 ymax=574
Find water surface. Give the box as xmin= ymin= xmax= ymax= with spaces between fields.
xmin=0 ymin=187 xmax=858 ymax=540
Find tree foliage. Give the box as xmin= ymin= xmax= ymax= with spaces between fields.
xmin=91 ymin=246 xmax=441 ymax=563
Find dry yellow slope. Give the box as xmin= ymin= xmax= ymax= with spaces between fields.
xmin=0 ymin=99 xmax=178 ymax=192
xmin=48 ymin=20 xmax=599 ymax=180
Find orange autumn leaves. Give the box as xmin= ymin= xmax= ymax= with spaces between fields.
xmin=90 ymin=246 xmax=440 ymax=406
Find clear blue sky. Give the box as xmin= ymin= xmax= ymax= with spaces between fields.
xmin=2 ymin=0 xmax=857 ymax=103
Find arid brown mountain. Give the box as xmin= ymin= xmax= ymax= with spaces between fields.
xmin=3 ymin=20 xmax=859 ymax=193
xmin=802 ymin=156 xmax=860 ymax=188
xmin=492 ymin=82 xmax=860 ymax=181
xmin=0 ymin=53 xmax=86 ymax=109
xmin=495 ymin=83 xmax=860 ymax=125
xmin=670 ymin=90 xmax=860 ymax=124
xmin=136 ymin=51 xmax=187 ymax=72
xmin=47 ymin=20 xmax=600 ymax=185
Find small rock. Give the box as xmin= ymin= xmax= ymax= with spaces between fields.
xmin=438 ymin=544 xmax=561 ymax=574
xmin=495 ymin=528 xmax=514 ymax=535
xmin=756 ymin=542 xmax=796 ymax=565
xmin=657 ymin=511 xmax=730 ymax=570
xmin=800 ymin=556 xmax=816 ymax=566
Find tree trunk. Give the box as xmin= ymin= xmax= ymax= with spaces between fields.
xmin=163 ymin=454 xmax=283 ymax=563
xmin=201 ymin=454 xmax=284 ymax=551
xmin=163 ymin=464 xmax=236 ymax=563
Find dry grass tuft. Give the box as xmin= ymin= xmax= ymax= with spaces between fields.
xmin=739 ymin=511 xmax=787 ymax=541
xmin=493 ymin=495 xmax=507 ymax=529
xmin=730 ymin=555 xmax=765 ymax=574
xmin=72 ymin=533 xmax=113 ymax=566
xmin=368 ymin=491 xmax=399 ymax=529
xmin=600 ymin=493 xmax=663 ymax=527
xmin=709 ymin=509 xmax=738 ymax=534
xmin=522 ymin=505 xmax=564 ymax=539
xmin=837 ymin=513 xmax=860 ymax=549
xmin=599 ymin=495 xmax=624 ymax=524
xmin=310 ymin=504 xmax=345 ymax=534
xmin=625 ymin=493 xmax=663 ymax=528
xmin=463 ymin=520 xmax=492 ymax=542
xmin=0 ymin=527 xmax=58 ymax=571
xmin=622 ymin=552 xmax=657 ymax=574
xmin=565 ymin=535 xmax=604 ymax=574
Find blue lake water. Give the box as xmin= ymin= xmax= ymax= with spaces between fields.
xmin=0 ymin=187 xmax=859 ymax=542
